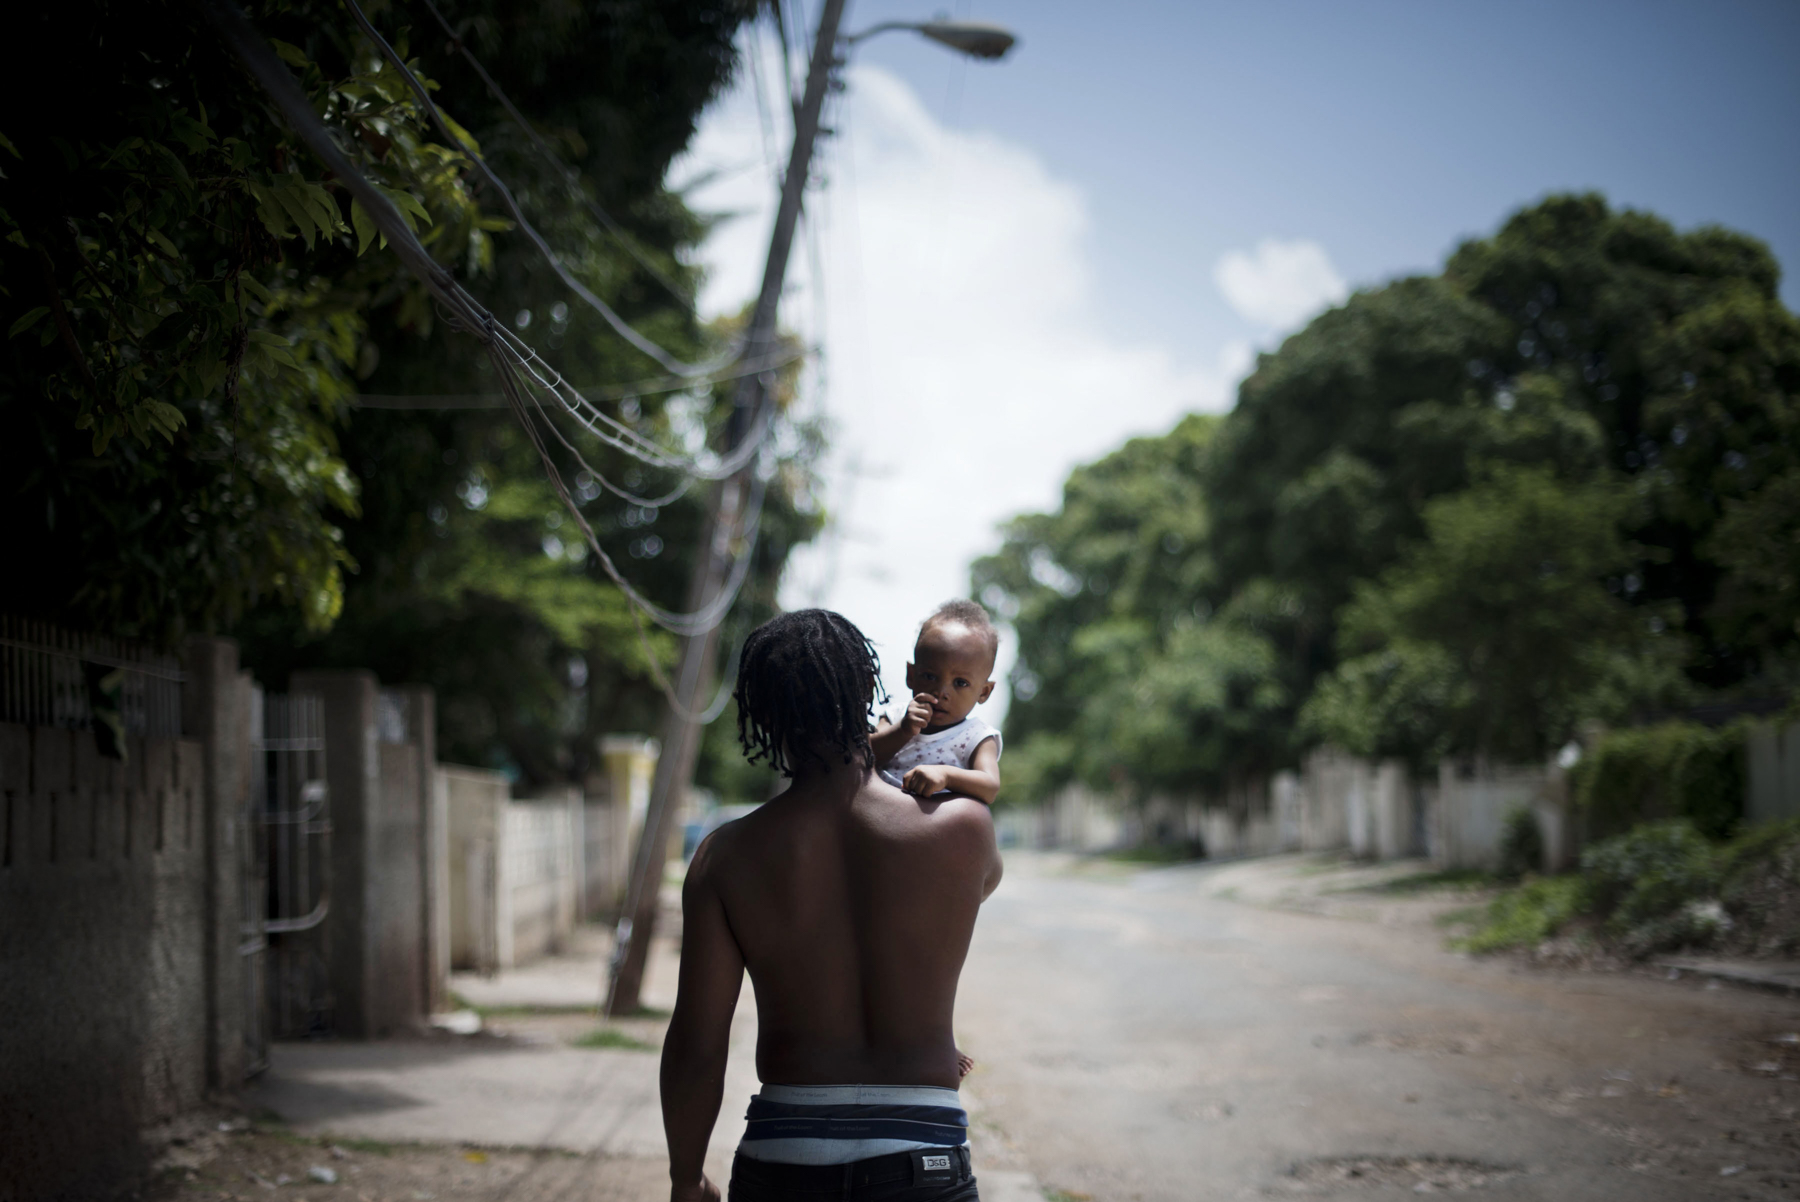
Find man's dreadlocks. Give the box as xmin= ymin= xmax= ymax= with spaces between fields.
xmin=735 ymin=609 xmax=889 ymax=778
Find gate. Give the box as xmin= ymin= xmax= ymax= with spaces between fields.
xmin=249 ymin=689 xmax=333 ymax=1040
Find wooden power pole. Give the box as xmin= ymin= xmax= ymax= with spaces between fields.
xmin=605 ymin=0 xmax=849 ymax=1016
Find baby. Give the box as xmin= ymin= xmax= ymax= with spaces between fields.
xmin=870 ymin=598 xmax=1002 ymax=805
xmin=870 ymin=599 xmax=1002 ymax=1081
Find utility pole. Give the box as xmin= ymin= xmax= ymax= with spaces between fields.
xmin=606 ymin=0 xmax=849 ymax=1016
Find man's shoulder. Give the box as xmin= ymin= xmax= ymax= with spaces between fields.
xmin=685 ymin=807 xmax=772 ymax=883
xmin=856 ymin=783 xmax=994 ymax=845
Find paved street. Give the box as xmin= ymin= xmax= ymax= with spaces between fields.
xmin=955 ymin=853 xmax=1800 ymax=1201
xmin=204 ymin=852 xmax=1800 ymax=1202
xmin=232 ymin=908 xmax=1041 ymax=1201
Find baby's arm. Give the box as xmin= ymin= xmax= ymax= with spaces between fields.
xmin=901 ymin=737 xmax=1001 ymax=805
xmin=870 ymin=693 xmax=934 ymax=767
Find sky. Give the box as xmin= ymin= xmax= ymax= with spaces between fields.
xmin=668 ymin=0 xmax=1800 ymax=717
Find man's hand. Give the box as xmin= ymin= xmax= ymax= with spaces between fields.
xmin=903 ymin=763 xmax=953 ymax=796
xmin=670 ymin=1176 xmax=720 ymax=1202
xmin=902 ymin=691 xmax=936 ymax=735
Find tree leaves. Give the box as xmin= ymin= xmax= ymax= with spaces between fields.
xmin=8 ymin=306 xmax=48 ymax=338
xmin=983 ymin=194 xmax=1797 ymax=799
xmin=247 ymin=175 xmax=348 ymax=249
xmin=0 ymin=0 xmax=494 ymax=641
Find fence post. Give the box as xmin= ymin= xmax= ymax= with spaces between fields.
xmin=396 ymin=686 xmax=445 ymax=1015
xmin=180 ymin=636 xmax=250 ymax=1091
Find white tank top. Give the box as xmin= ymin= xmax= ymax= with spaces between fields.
xmin=877 ymin=714 xmax=1002 ymax=791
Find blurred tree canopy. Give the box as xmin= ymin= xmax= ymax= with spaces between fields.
xmin=2 ymin=0 xmax=824 ymax=789
xmin=1 ymin=0 xmax=502 ymax=638
xmin=978 ymin=195 xmax=1799 ymax=802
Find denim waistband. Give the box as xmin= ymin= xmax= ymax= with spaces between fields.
xmin=730 ymin=1145 xmax=973 ymax=1191
xmin=742 ymin=1096 xmax=970 ymax=1146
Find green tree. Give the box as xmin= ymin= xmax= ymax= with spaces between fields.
xmin=1210 ymin=195 xmax=1798 ymax=708
xmin=1305 ymin=466 xmax=1688 ymax=763
xmin=231 ymin=1 xmax=815 ymax=785
xmin=1 ymin=0 xmax=496 ymax=641
xmin=1443 ymin=194 xmax=1800 ymax=684
xmin=983 ymin=194 xmax=1797 ymax=801
xmin=3 ymin=0 xmax=823 ymax=785
xmin=973 ymin=415 xmax=1290 ymax=801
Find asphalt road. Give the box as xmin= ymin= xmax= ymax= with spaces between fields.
xmin=952 ymin=853 xmax=1800 ymax=1202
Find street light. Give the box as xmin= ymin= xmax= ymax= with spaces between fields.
xmin=846 ymin=19 xmax=1019 ymax=60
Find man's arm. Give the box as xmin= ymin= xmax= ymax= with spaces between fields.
xmin=902 ymin=738 xmax=1001 ymax=805
xmin=660 ymin=833 xmax=745 ymax=1202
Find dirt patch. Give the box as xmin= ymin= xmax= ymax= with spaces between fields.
xmin=143 ymin=1123 xmax=668 ymax=1202
xmin=1279 ymin=1155 xmax=1521 ymax=1192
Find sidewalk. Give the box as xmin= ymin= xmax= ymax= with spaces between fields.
xmin=245 ymin=901 xmax=1044 ymax=1201
xmin=248 ymin=907 xmax=752 ymax=1186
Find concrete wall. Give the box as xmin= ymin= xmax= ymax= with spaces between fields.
xmin=1298 ymin=749 xmax=1350 ymax=852
xmin=1 ymin=633 xmax=254 ymax=1201
xmin=1273 ymin=771 xmax=1303 ymax=852
xmin=996 ymin=743 xmax=1585 ymax=873
xmin=995 ymin=784 xmax=1124 ymax=852
xmin=1748 ymin=720 xmax=1800 ymax=827
xmin=586 ymin=735 xmax=657 ymax=918
xmin=1434 ymin=760 xmax=1570 ymax=872
xmin=428 ymin=754 xmax=450 ymax=1013
xmin=506 ymin=795 xmax=581 ymax=965
xmin=445 ymin=765 xmax=508 ymax=973
xmin=1156 ymin=779 xmax=1278 ymax=861
xmin=290 ymin=673 xmax=436 ymax=1037
xmin=181 ymin=638 xmax=252 ymax=1091
xmin=583 ymin=800 xmax=615 ymax=920
xmin=444 ymin=769 xmax=586 ymax=972
xmin=0 ymin=724 xmax=208 ymax=1201
xmin=1289 ymin=750 xmax=1425 ymax=861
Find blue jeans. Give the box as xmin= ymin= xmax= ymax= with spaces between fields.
xmin=728 ymin=1147 xmax=979 ymax=1201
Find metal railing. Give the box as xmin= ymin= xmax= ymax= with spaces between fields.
xmin=0 ymin=615 xmax=183 ymax=739
xmin=249 ymin=688 xmax=334 ymax=1041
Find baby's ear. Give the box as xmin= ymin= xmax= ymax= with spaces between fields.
xmin=977 ymin=679 xmax=996 ymax=703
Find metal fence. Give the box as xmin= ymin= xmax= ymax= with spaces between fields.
xmin=249 ymin=689 xmax=333 ymax=1041
xmin=0 ymin=615 xmax=183 ymax=739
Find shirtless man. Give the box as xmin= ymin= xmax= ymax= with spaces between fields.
xmin=661 ymin=609 xmax=1004 ymax=1202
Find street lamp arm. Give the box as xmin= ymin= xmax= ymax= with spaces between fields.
xmin=844 ymin=18 xmax=1017 ymax=60
xmin=844 ymin=19 xmax=925 ymax=45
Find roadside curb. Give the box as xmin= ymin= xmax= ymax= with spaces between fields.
xmin=1658 ymin=956 xmax=1800 ymax=995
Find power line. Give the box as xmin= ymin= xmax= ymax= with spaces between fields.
xmin=344 ymin=0 xmax=740 ymax=381
xmin=204 ymin=0 xmax=771 ymax=713
xmin=413 ymin=0 xmax=698 ymax=309
xmin=492 ymin=323 xmax=777 ymax=479
xmin=495 ymin=351 xmax=768 ymax=718
xmin=744 ymin=18 xmax=782 ymax=191
xmin=352 ymin=333 xmax=806 ymax=411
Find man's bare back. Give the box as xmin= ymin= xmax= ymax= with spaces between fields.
xmin=701 ymin=767 xmax=1000 ymax=1085
xmin=660 ymin=610 xmax=1002 ymax=1202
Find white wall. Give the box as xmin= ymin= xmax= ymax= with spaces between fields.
xmin=504 ymin=796 xmax=580 ymax=965
xmin=443 ymin=765 xmax=507 ymax=974
xmin=1433 ymin=760 xmax=1570 ymax=872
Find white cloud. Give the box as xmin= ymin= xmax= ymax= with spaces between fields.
xmin=1213 ymin=238 xmax=1347 ymax=330
xmin=672 ymin=48 xmax=1251 ymax=714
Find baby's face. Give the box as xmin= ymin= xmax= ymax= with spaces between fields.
xmin=905 ymin=621 xmax=996 ymax=729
